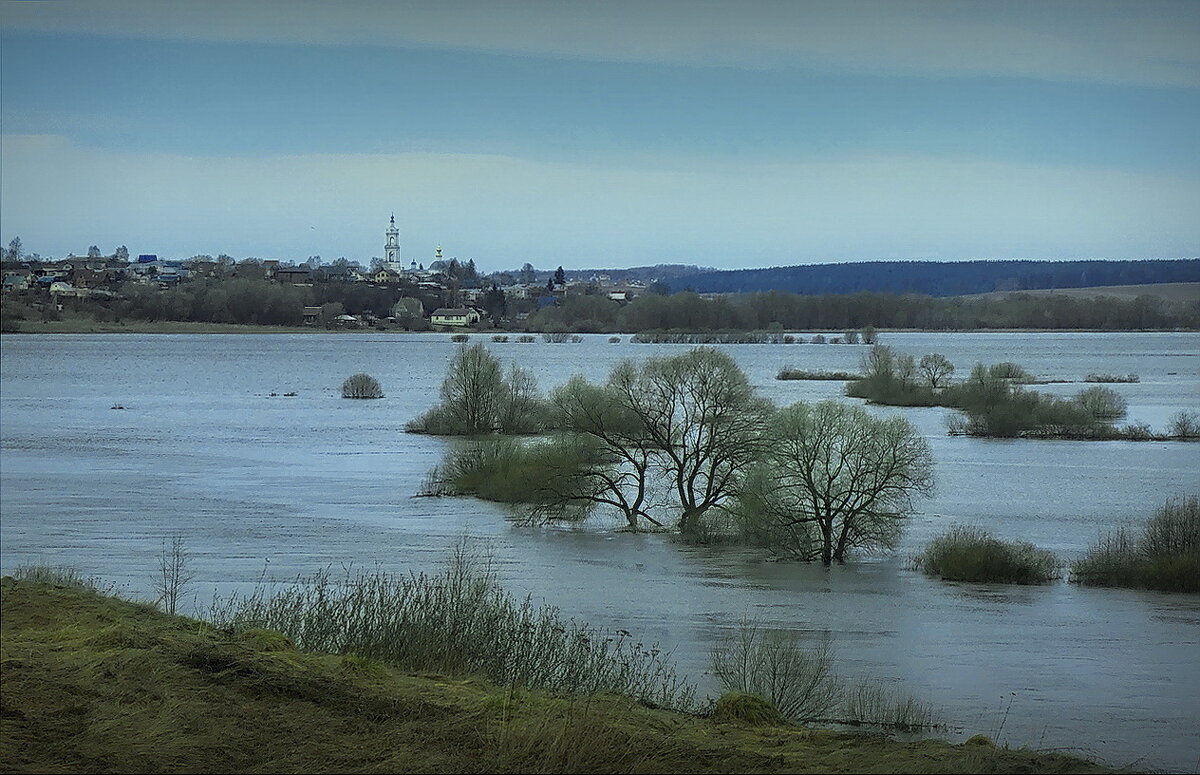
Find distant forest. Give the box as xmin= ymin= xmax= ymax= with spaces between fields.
xmin=524 ymin=290 xmax=1198 ymax=332
xmin=682 ymin=259 xmax=1200 ymax=296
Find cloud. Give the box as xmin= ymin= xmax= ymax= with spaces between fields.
xmin=3 ymin=0 xmax=1199 ymax=87
xmin=2 ymin=134 xmax=1197 ymax=267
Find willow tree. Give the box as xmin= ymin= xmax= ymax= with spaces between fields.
xmin=739 ymin=401 xmax=933 ymax=564
xmin=550 ymin=376 xmax=660 ymax=531
xmin=608 ymin=347 xmax=773 ymax=533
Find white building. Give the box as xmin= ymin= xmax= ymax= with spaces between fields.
xmin=382 ymin=214 xmax=418 ymax=275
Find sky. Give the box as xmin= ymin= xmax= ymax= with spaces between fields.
xmin=1 ymin=0 xmax=1198 ymax=271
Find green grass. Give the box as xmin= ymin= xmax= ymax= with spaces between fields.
xmin=914 ymin=526 xmax=1060 ymax=584
xmin=1071 ymin=495 xmax=1200 ymax=592
xmin=1 ymin=576 xmax=1113 ymax=773
xmin=208 ymin=542 xmax=694 ymax=710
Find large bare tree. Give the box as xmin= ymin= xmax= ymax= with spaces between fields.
xmin=739 ymin=401 xmax=933 ymax=564
xmin=550 ymin=376 xmax=661 ymax=531
xmin=609 ymin=348 xmax=773 ymax=533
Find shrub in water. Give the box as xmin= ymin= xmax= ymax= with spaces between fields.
xmin=1071 ymin=495 xmax=1199 ymax=592
xmin=450 ymin=333 xmax=470 ymax=342
xmin=1075 ymin=385 xmax=1127 ymax=421
xmin=988 ymin=362 xmax=1032 ymax=381
xmin=777 ymin=368 xmax=860 ymax=381
xmin=341 ymin=372 xmax=383 ymax=399
xmin=1169 ymin=410 xmax=1200 ymax=439
xmin=913 ymin=525 xmax=1059 ymax=584
xmin=1085 ymin=373 xmax=1139 ymax=383
xmin=406 ymin=344 xmax=548 ymax=435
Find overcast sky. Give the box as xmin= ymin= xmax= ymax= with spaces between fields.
xmin=2 ymin=0 xmax=1198 ymax=270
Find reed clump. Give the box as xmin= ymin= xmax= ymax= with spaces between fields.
xmin=209 ymin=544 xmax=697 ymax=710
xmin=1071 ymin=495 xmax=1200 ymax=592
xmin=12 ymin=564 xmax=118 ymax=595
xmin=913 ymin=525 xmax=1060 ymax=584
xmin=341 ymin=372 xmax=383 ymax=399
xmin=710 ymin=618 xmax=941 ymax=731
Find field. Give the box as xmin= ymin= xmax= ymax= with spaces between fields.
xmin=965 ymin=282 xmax=1200 ymax=304
xmin=0 ymin=577 xmax=1112 ymax=774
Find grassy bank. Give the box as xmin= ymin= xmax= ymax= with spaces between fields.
xmin=0 ymin=577 xmax=1113 ymax=774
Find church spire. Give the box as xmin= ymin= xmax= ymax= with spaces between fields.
xmin=384 ymin=213 xmax=401 ymax=267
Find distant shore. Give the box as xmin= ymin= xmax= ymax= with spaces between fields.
xmin=2 ymin=318 xmax=1197 ymax=335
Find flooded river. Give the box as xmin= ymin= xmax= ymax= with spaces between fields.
xmin=2 ymin=331 xmax=1198 ymax=771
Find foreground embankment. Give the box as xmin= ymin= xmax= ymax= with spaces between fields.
xmin=0 ymin=578 xmax=1113 ymax=774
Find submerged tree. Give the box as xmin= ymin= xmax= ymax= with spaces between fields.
xmin=738 ymin=401 xmax=933 ymax=564
xmin=550 ymin=376 xmax=660 ymax=531
xmin=608 ymin=347 xmax=773 ymax=533
xmin=919 ymin=353 xmax=955 ymax=389
xmin=436 ymin=343 xmax=506 ymax=433
xmin=408 ymin=344 xmax=546 ymax=435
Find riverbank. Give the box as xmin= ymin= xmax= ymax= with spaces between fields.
xmin=0 ymin=577 xmax=1111 ymax=774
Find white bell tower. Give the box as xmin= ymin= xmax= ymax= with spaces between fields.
xmin=384 ymin=214 xmax=402 ymax=271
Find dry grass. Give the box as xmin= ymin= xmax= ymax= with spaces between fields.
xmin=0 ymin=577 xmax=1115 ymax=774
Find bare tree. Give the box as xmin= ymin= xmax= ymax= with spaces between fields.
xmin=608 ymin=348 xmax=773 ymax=533
xmin=739 ymin=401 xmax=933 ymax=564
xmin=711 ymin=618 xmax=841 ymax=722
xmin=440 ymin=343 xmax=506 ymax=433
xmin=550 ymin=376 xmax=661 ymax=530
xmin=497 ymin=363 xmax=542 ymax=434
xmin=895 ymin=353 xmax=918 ymax=390
xmin=862 ymin=344 xmax=896 ymax=380
xmin=154 ymin=535 xmax=195 ymax=615
xmin=919 ymin=353 xmax=955 ymax=389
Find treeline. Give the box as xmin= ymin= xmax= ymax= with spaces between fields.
xmin=684 ymin=259 xmax=1200 ymax=296
xmin=12 ymin=276 xmax=1195 ymax=331
xmin=55 ymin=279 xmax=419 ymax=326
xmin=527 ymin=290 xmax=1198 ymax=332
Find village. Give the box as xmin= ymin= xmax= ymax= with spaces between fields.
xmin=0 ymin=217 xmax=657 ymax=330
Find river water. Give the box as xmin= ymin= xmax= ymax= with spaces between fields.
xmin=2 ymin=332 xmax=1198 ymax=771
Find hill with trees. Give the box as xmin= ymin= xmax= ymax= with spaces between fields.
xmin=682 ymin=259 xmax=1200 ymax=297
